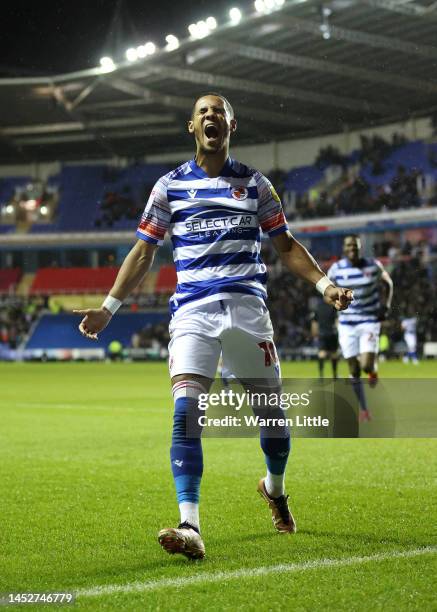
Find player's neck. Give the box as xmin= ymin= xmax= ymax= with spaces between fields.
xmin=195 ymin=148 xmax=229 ymax=178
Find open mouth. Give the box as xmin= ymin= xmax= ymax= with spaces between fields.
xmin=204 ymin=124 xmax=219 ymax=139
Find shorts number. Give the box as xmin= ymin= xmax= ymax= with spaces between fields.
xmin=258 ymin=341 xmax=277 ymax=367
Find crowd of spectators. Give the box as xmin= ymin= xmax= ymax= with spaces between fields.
xmin=358 ymin=133 xmax=407 ymax=175
xmin=131 ymin=321 xmax=169 ymax=357
xmin=315 ymin=145 xmax=347 ymax=170
xmin=94 ymin=186 xmax=145 ymax=228
xmin=0 ymin=296 xmax=45 ymax=349
xmin=294 ymin=164 xmax=423 ymax=219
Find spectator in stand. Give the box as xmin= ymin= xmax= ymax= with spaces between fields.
xmin=315 ymin=145 xmax=347 ymax=170
xmin=0 ymin=297 xmax=43 ymax=350
xmin=94 ymin=185 xmax=144 ymax=228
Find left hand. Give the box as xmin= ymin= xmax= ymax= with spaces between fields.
xmin=324 ymin=285 xmax=354 ymax=311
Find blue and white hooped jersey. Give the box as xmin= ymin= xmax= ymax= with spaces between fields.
xmin=402 ymin=317 xmax=417 ymax=334
xmin=136 ymin=157 xmax=288 ymax=314
xmin=327 ymin=257 xmax=383 ymax=325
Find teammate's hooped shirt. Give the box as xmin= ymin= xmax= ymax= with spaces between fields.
xmin=327 ymin=257 xmax=383 ymax=325
xmin=136 ymin=157 xmax=288 ymax=314
xmin=402 ymin=317 xmax=417 ymax=334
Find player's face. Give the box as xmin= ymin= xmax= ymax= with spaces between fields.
xmin=343 ymin=237 xmax=361 ymax=263
xmin=188 ymin=96 xmax=236 ymax=154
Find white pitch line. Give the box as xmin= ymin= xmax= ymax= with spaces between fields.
xmin=78 ymin=546 xmax=436 ymax=599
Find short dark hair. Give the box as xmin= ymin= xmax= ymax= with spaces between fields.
xmin=191 ymin=92 xmax=234 ymax=119
xmin=343 ymin=233 xmax=360 ymax=244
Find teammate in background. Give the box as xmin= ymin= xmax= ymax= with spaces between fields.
xmin=74 ymin=93 xmax=352 ymax=560
xmin=328 ymin=235 xmax=393 ymax=421
xmin=310 ymin=297 xmax=339 ymax=379
xmin=401 ymin=310 xmax=419 ymax=364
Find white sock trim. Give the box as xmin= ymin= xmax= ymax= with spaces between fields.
xmin=265 ymin=471 xmax=285 ymax=498
xmin=179 ymin=502 xmax=200 ymax=530
xmin=172 ymin=380 xmax=207 ymax=401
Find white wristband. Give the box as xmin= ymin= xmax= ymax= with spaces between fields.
xmin=316 ymin=276 xmax=334 ymax=296
xmin=102 ymin=295 xmax=122 ymax=315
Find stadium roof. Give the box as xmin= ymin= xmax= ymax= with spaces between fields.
xmin=1 ymin=0 xmax=437 ymax=164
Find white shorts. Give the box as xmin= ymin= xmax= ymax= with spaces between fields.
xmin=404 ymin=332 xmax=417 ymax=353
xmin=338 ymin=322 xmax=381 ymax=359
xmin=168 ymin=295 xmax=280 ymax=382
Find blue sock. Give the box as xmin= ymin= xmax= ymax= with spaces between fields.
xmin=170 ymin=382 xmax=205 ymax=528
xmin=259 ymin=408 xmax=291 ymax=497
xmin=350 ymin=376 xmax=368 ymax=411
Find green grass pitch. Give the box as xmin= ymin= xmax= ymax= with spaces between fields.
xmin=1 ymin=361 xmax=436 ymax=610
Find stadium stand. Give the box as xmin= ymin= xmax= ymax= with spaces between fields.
xmin=155 ymin=265 xmax=177 ymax=293
xmin=1 ymin=138 xmax=437 ymax=238
xmin=25 ymin=312 xmax=169 ymax=351
xmin=29 ymin=267 xmax=119 ymax=294
xmin=0 ymin=268 xmax=21 ymax=292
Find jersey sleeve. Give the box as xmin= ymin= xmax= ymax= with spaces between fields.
xmin=255 ymin=172 xmax=288 ymax=237
xmin=326 ymin=263 xmax=337 ymax=282
xmin=136 ymin=176 xmax=171 ymax=246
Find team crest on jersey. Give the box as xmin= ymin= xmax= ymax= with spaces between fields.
xmin=187 ymin=189 xmax=197 ymax=199
xmin=231 ymin=186 xmax=248 ymax=201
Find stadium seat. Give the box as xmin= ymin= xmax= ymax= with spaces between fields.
xmin=29 ymin=267 xmax=119 ymax=294
xmin=25 ymin=312 xmax=169 ymax=350
xmin=155 ymin=265 xmax=177 ymax=293
xmin=0 ymin=268 xmax=21 ymax=292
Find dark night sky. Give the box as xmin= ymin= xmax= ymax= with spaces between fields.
xmin=1 ymin=0 xmax=250 ymax=76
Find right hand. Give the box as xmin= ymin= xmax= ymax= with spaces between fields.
xmin=324 ymin=285 xmax=354 ymax=311
xmin=73 ymin=308 xmax=112 ymax=340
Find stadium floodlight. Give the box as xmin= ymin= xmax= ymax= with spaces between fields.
xmin=254 ymin=0 xmax=265 ymax=12
xmin=206 ymin=16 xmax=217 ymax=30
xmin=264 ymin=0 xmax=276 ymax=9
xmin=165 ymin=34 xmax=179 ymax=51
xmin=274 ymin=0 xmax=285 ymax=5
xmin=196 ymin=20 xmax=210 ymax=38
xmin=144 ymin=42 xmax=156 ymax=55
xmin=99 ymin=56 xmax=116 ymax=73
xmin=188 ymin=23 xmax=199 ymax=38
xmin=229 ymin=7 xmax=242 ymax=24
xmin=136 ymin=45 xmax=147 ymax=58
xmin=125 ymin=47 xmax=138 ymax=62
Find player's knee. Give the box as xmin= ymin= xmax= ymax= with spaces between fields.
xmin=362 ymin=362 xmax=374 ymax=374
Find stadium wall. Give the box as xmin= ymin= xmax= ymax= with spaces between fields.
xmin=0 ymin=117 xmax=432 ymax=178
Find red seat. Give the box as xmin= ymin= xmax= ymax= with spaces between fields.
xmin=155 ymin=264 xmax=177 ymax=293
xmin=0 ymin=268 xmax=21 ymax=292
xmin=30 ymin=267 xmax=119 ymax=294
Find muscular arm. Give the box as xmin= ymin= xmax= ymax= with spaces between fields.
xmin=271 ymin=231 xmax=326 ymax=285
xmin=108 ymin=239 xmax=157 ymax=301
xmin=74 ymin=239 xmax=157 ymax=339
xmin=270 ymin=231 xmax=353 ymax=311
xmin=375 ymin=260 xmax=393 ymax=310
xmin=381 ymin=269 xmax=394 ymax=309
